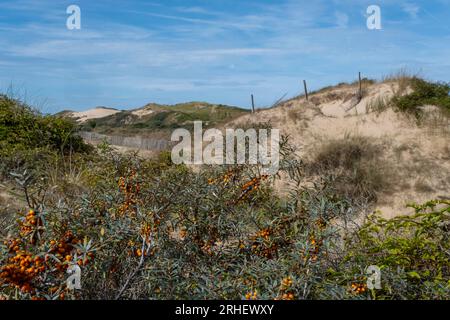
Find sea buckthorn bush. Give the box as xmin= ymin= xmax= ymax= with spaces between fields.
xmin=1 ymin=97 xmax=449 ymax=300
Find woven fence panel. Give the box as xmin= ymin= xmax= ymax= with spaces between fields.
xmin=78 ymin=131 xmax=172 ymax=151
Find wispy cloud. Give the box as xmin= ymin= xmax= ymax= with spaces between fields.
xmin=402 ymin=2 xmax=420 ymax=19
xmin=0 ymin=0 xmax=449 ymax=112
xmin=335 ymin=11 xmax=349 ymax=28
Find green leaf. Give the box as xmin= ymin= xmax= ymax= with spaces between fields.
xmin=407 ymin=271 xmax=421 ymax=279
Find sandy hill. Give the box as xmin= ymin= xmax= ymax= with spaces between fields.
xmin=60 ymin=101 xmax=248 ymax=138
xmin=226 ymin=78 xmax=450 ymax=218
xmin=58 ymin=79 xmax=449 ymax=218
xmin=62 ymin=106 xmax=121 ymax=123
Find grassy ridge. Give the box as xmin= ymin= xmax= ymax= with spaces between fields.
xmin=77 ymin=102 xmax=249 ymax=136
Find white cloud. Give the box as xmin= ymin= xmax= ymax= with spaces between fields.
xmin=402 ymin=2 xmax=420 ymax=19
xmin=335 ymin=11 xmax=349 ymax=28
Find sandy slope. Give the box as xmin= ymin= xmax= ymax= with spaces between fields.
xmin=227 ymin=81 xmax=450 ymax=218
xmin=70 ymin=107 xmax=120 ymax=123
xmin=131 ymin=107 xmax=154 ymax=118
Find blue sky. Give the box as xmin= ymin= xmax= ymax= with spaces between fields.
xmin=0 ymin=0 xmax=449 ymax=113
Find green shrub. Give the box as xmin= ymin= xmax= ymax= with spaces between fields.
xmin=393 ymin=78 xmax=450 ymax=116
xmin=341 ymin=200 xmax=450 ymax=299
xmin=0 ymin=95 xmax=91 ymax=177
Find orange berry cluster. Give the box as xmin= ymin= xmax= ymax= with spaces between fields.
xmin=222 ymin=171 xmax=232 ymax=184
xmin=280 ymin=292 xmax=295 ymax=300
xmin=0 ymin=244 xmax=45 ymax=294
xmin=48 ymin=231 xmax=82 ymax=270
xmin=250 ymin=228 xmax=278 ymax=259
xmin=140 ymin=214 xmax=161 ymax=242
xmin=350 ymin=282 xmax=367 ymax=295
xmin=130 ymin=213 xmax=161 ymax=257
xmin=301 ymin=235 xmax=323 ymax=262
xmin=208 ymin=168 xmax=240 ymax=185
xmin=133 ymin=246 xmax=157 ymax=258
xmin=245 ymin=290 xmax=258 ymax=300
xmin=275 ymin=276 xmax=295 ymax=300
xmin=236 ymin=175 xmax=268 ymax=203
xmin=191 ymin=233 xmax=217 ymax=256
xmin=140 ymin=223 xmax=152 ymax=244
xmin=242 ymin=277 xmax=257 ymax=286
xmin=281 ymin=276 xmax=293 ymax=289
xmin=117 ymin=169 xmax=140 ymax=216
xmin=134 ymin=248 xmax=144 ymax=257
xmin=200 ymin=241 xmax=214 ymax=256
xmin=19 ymin=209 xmax=43 ymax=245
xmin=316 ymin=218 xmax=327 ymax=231
xmin=1 ymin=209 xmax=90 ymax=300
xmin=256 ymin=228 xmax=271 ymax=240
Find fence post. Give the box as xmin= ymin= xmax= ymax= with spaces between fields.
xmin=303 ymin=80 xmax=309 ymax=101
xmin=251 ymin=94 xmax=255 ymax=113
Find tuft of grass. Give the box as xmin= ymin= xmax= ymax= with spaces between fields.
xmin=366 ymin=95 xmax=391 ymax=114
xmin=309 ymin=135 xmax=391 ymax=203
xmin=287 ymin=108 xmax=301 ymax=123
xmin=414 ymin=179 xmax=435 ymax=193
xmin=382 ymin=68 xmax=417 ymax=95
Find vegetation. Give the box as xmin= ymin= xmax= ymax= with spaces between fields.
xmin=0 ymin=95 xmax=91 ymax=179
xmin=308 ymin=135 xmax=391 ymax=204
xmin=393 ymin=78 xmax=450 ymax=116
xmin=74 ymin=102 xmax=249 ymax=136
xmin=0 ymin=95 xmax=448 ymax=300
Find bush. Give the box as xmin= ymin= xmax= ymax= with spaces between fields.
xmin=393 ymin=78 xmax=450 ymax=116
xmin=0 ymin=103 xmax=448 ymax=300
xmin=0 ymin=95 xmax=91 ymax=177
xmin=341 ymin=200 xmax=450 ymax=299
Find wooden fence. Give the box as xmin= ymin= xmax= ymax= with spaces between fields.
xmin=78 ymin=131 xmax=173 ymax=151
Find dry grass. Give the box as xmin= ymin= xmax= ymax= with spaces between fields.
xmin=287 ymin=108 xmax=301 ymax=123
xmin=381 ymin=68 xmax=417 ymax=96
xmin=418 ymin=108 xmax=450 ymax=136
xmin=414 ymin=179 xmax=435 ymax=193
xmin=307 ymin=134 xmax=393 ymax=204
xmin=365 ymin=95 xmax=392 ymax=114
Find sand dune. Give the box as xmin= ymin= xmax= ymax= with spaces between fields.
xmin=70 ymin=107 xmax=120 ymax=123
xmin=227 ymin=80 xmax=450 ymax=218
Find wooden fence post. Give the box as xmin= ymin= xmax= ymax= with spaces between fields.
xmin=303 ymin=80 xmax=309 ymax=101
xmin=251 ymin=94 xmax=255 ymax=113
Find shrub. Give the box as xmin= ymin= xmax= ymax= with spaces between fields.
xmin=0 ymin=95 xmax=91 ymax=177
xmin=393 ymin=78 xmax=450 ymax=116
xmin=0 ymin=105 xmax=448 ymax=300
xmin=341 ymin=200 xmax=450 ymax=299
